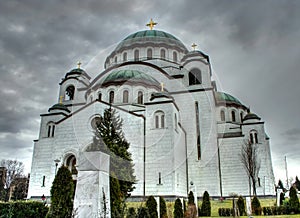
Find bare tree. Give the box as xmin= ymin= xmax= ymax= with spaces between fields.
xmin=240 ymin=140 xmax=261 ymax=196
xmin=0 ymin=159 xmax=24 ymax=201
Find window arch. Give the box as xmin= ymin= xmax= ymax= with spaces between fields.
xmin=147 ymin=48 xmax=152 ymax=59
xmin=240 ymin=112 xmax=244 ymax=122
xmin=154 ymin=111 xmax=165 ymax=128
xmin=134 ymin=50 xmax=139 ymax=61
xmin=173 ymin=51 xmax=178 ymax=62
xmin=98 ymin=92 xmax=102 ymax=101
xmin=231 ymin=110 xmax=236 ymax=122
xmin=114 ymin=56 xmax=117 ymax=63
xmin=123 ymin=52 xmax=127 ymax=61
xmin=250 ymin=130 xmax=258 ymax=144
xmin=137 ymin=91 xmax=143 ymax=104
xmin=123 ymin=90 xmax=129 ymax=103
xmin=47 ymin=122 xmax=55 ymax=137
xmin=160 ymin=49 xmax=166 ymax=59
xmin=109 ymin=91 xmax=114 ymax=103
xmin=188 ymin=68 xmax=202 ymax=85
xmin=220 ymin=110 xmax=225 ymax=121
xmin=65 ymin=155 xmax=77 ymax=175
xmin=65 ymin=85 xmax=75 ymax=100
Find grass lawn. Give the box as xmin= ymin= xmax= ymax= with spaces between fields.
xmin=126 ymin=197 xmax=300 ymax=217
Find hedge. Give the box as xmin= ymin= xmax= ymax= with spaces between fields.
xmin=0 ymin=201 xmax=48 ymax=218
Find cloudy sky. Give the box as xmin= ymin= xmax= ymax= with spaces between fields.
xmin=0 ymin=0 xmax=299 ymax=185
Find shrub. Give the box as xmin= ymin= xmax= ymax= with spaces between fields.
xmin=126 ymin=207 xmax=136 ymax=217
xmin=289 ymin=186 xmax=300 ymax=213
xmin=137 ymin=207 xmax=149 ymax=218
xmin=200 ymin=191 xmax=211 ymax=216
xmin=0 ymin=201 xmax=48 ymax=218
xmin=146 ymin=195 xmax=158 ymax=218
xmin=160 ymin=196 xmax=167 ymax=218
xmin=188 ymin=191 xmax=195 ymax=205
xmin=251 ymin=196 xmax=262 ymax=215
xmin=174 ymin=198 xmax=183 ymax=218
xmin=237 ymin=196 xmax=245 ymax=216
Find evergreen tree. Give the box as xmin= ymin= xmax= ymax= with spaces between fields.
xmin=93 ymin=108 xmax=136 ymax=217
xmin=46 ymin=166 xmax=74 ymax=218
xmin=188 ymin=191 xmax=195 ymax=205
xmin=279 ymin=192 xmax=285 ymax=205
xmin=289 ymin=186 xmax=300 ymax=213
xmin=251 ymin=196 xmax=262 ymax=215
xmin=200 ymin=191 xmax=211 ymax=216
xmin=174 ymin=198 xmax=183 ymax=218
xmin=295 ymin=176 xmax=300 ymax=191
xmin=159 ymin=196 xmax=167 ymax=218
xmin=237 ymin=196 xmax=245 ymax=216
xmin=146 ymin=195 xmax=158 ymax=218
xmin=12 ymin=179 xmax=28 ymax=200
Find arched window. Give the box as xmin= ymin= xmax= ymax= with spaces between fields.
xmin=231 ymin=110 xmax=236 ymax=122
xmin=65 ymin=85 xmax=75 ymax=100
xmin=173 ymin=51 xmax=178 ymax=62
xmin=90 ymin=96 xmax=93 ymax=102
xmin=220 ymin=110 xmax=225 ymax=121
xmin=47 ymin=122 xmax=55 ymax=137
xmin=98 ymin=93 xmax=102 ymax=101
xmin=114 ymin=56 xmax=117 ymax=63
xmin=147 ymin=48 xmax=152 ymax=59
xmin=240 ymin=112 xmax=244 ymax=122
xmin=137 ymin=91 xmax=143 ymax=104
xmin=154 ymin=111 xmax=165 ymax=128
xmin=65 ymin=155 xmax=77 ymax=175
xmin=134 ymin=50 xmax=139 ymax=61
xmin=250 ymin=130 xmax=258 ymax=144
xmin=123 ymin=52 xmax=127 ymax=61
xmin=188 ymin=68 xmax=202 ymax=85
xmin=123 ymin=90 xmax=129 ymax=103
xmin=109 ymin=91 xmax=114 ymax=103
xmin=160 ymin=49 xmax=166 ymax=59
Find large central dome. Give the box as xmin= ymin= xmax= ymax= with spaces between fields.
xmin=105 ymin=29 xmax=188 ymax=68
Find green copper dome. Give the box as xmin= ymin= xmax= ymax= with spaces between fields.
xmin=215 ymin=92 xmax=243 ymax=106
xmin=113 ymin=29 xmax=188 ymax=53
xmin=102 ymin=69 xmax=160 ymax=87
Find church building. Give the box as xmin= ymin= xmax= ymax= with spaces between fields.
xmin=28 ymin=20 xmax=275 ymax=200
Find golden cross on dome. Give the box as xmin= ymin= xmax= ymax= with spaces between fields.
xmin=59 ymin=96 xmax=64 ymax=104
xmin=77 ymin=61 xmax=82 ymax=69
xmin=160 ymin=82 xmax=164 ymax=92
xmin=146 ymin=18 xmax=157 ymax=30
xmin=191 ymin=43 xmax=197 ymax=51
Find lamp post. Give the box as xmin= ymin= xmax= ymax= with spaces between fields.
xmin=54 ymin=159 xmax=60 ymax=175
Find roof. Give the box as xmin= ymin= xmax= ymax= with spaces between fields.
xmin=113 ymin=29 xmax=188 ymax=53
xmin=102 ymin=69 xmax=160 ymax=87
xmin=215 ymin=91 xmax=243 ymax=106
xmin=48 ymin=103 xmax=70 ymax=113
xmin=243 ymin=113 xmax=261 ymax=121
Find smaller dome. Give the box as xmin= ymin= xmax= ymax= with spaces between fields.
xmin=243 ymin=113 xmax=261 ymax=121
xmin=102 ymin=69 xmax=160 ymax=88
xmin=48 ymin=103 xmax=70 ymax=113
xmin=69 ymin=68 xmax=86 ymax=74
xmin=215 ymin=92 xmax=243 ymax=106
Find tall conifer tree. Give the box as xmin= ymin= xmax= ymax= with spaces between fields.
xmin=93 ymin=108 xmax=135 ymax=216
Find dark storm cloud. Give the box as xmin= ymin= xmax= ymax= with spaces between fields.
xmin=0 ymin=0 xmax=299 ymax=178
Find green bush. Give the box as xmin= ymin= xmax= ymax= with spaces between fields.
xmin=126 ymin=207 xmax=136 ymax=217
xmin=146 ymin=196 xmax=157 ymax=218
xmin=289 ymin=186 xmax=300 ymax=213
xmin=0 ymin=201 xmax=48 ymax=218
xmin=188 ymin=191 xmax=195 ymax=205
xmin=174 ymin=198 xmax=183 ymax=218
xmin=159 ymin=196 xmax=167 ymax=218
xmin=251 ymin=196 xmax=262 ymax=215
xmin=137 ymin=207 xmax=149 ymax=218
xmin=200 ymin=191 xmax=211 ymax=216
xmin=237 ymin=196 xmax=245 ymax=216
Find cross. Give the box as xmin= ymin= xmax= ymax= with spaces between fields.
xmin=160 ymin=82 xmax=164 ymax=92
xmin=191 ymin=43 xmax=197 ymax=51
xmin=146 ymin=18 xmax=157 ymax=30
xmin=59 ymin=96 xmax=64 ymax=104
xmin=77 ymin=61 xmax=82 ymax=69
